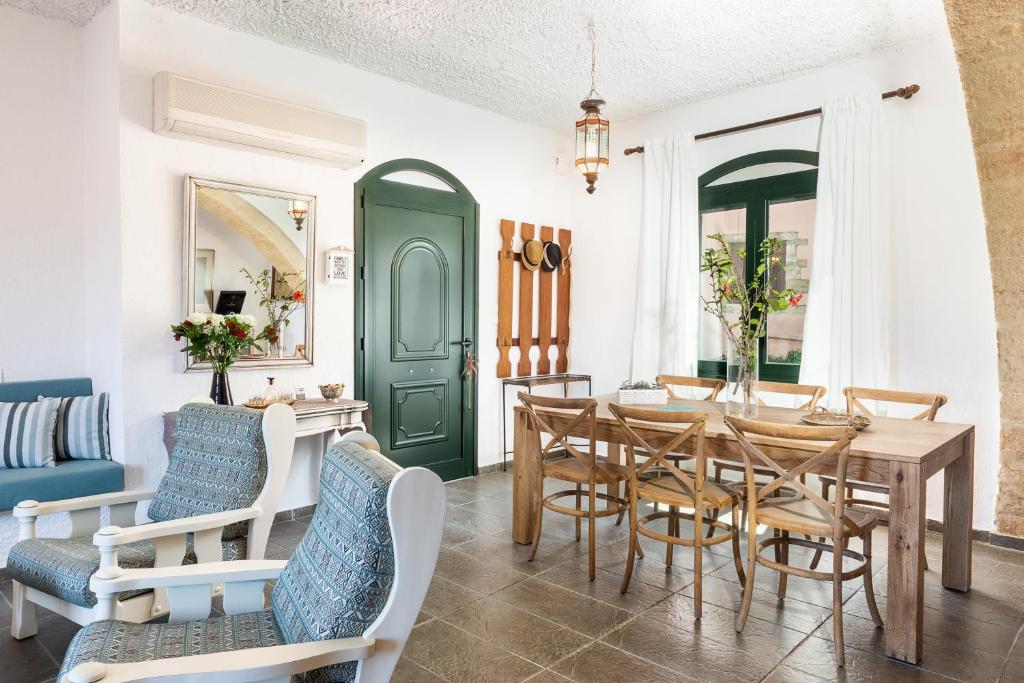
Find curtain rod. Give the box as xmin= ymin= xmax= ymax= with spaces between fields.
xmin=622 ymin=84 xmax=920 ymax=156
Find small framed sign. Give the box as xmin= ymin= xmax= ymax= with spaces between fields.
xmin=325 ymin=247 xmax=354 ymax=285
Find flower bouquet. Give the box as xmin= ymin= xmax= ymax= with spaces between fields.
xmin=700 ymin=234 xmax=802 ymax=417
xmin=241 ymin=268 xmax=306 ymax=357
xmin=171 ymin=312 xmax=265 ymax=404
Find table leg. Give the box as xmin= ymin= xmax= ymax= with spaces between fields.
xmin=886 ymin=460 xmax=926 ymax=664
xmin=606 ymin=442 xmax=624 ymax=509
xmin=512 ymin=408 xmax=541 ymax=544
xmin=942 ymin=431 xmax=974 ymax=591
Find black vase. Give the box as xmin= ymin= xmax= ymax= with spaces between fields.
xmin=210 ymin=372 xmax=233 ymax=405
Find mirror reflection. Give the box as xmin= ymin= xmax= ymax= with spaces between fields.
xmin=185 ymin=177 xmax=315 ymax=369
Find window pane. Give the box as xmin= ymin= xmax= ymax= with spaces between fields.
xmin=765 ymin=197 xmax=815 ymax=365
xmin=699 ymin=206 xmax=746 ymax=363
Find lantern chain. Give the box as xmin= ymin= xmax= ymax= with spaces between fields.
xmin=586 ymin=19 xmax=601 ymax=101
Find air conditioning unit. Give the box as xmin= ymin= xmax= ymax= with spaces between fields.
xmin=153 ymin=72 xmax=366 ymax=168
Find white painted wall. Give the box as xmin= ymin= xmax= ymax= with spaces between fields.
xmin=115 ymin=0 xmax=577 ymax=508
xmin=0 ymin=7 xmax=86 ymax=381
xmin=571 ymin=36 xmax=999 ymax=530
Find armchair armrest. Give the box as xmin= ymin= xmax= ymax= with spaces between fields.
xmin=14 ymin=488 xmax=157 ymax=519
xmin=92 ymin=506 xmax=261 ymax=548
xmin=90 ymin=560 xmax=287 ymax=594
xmin=65 ymin=638 xmax=375 ymax=683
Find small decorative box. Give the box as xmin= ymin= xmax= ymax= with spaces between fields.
xmin=616 ymin=380 xmax=668 ymax=405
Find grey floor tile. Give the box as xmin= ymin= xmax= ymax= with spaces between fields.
xmin=442 ymin=596 xmax=591 ymax=667
xmin=404 ymin=618 xmax=542 ymax=682
xmin=421 ymin=575 xmax=486 ymax=618
xmin=534 ymin=559 xmax=673 ymax=613
xmin=779 ymin=632 xmax=962 ymax=682
xmin=550 ymin=640 xmax=689 ymax=682
xmin=393 ymin=656 xmax=448 ymax=682
xmin=433 ymin=547 xmax=531 ymax=595
xmin=492 ymin=577 xmax=633 ymax=638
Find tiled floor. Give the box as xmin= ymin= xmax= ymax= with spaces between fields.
xmin=4 ymin=469 xmax=1024 ymax=682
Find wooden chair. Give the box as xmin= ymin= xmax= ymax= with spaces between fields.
xmin=58 ymin=433 xmax=444 ymax=683
xmin=609 ymin=403 xmax=745 ymax=618
xmin=656 ymin=375 xmax=726 ymax=401
xmin=707 ymin=381 xmax=826 ymax=535
xmin=518 ymin=393 xmax=630 ymax=581
xmin=724 ymin=416 xmax=883 ymax=667
xmin=809 ymin=386 xmax=947 ymax=570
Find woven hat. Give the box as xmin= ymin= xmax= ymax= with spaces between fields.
xmin=541 ymin=241 xmax=562 ymax=272
xmin=522 ymin=239 xmax=543 ymax=271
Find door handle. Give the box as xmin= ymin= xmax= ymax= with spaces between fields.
xmin=451 ymin=337 xmax=474 ymax=350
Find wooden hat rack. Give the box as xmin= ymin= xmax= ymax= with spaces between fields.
xmin=497 ymin=219 xmax=573 ymax=378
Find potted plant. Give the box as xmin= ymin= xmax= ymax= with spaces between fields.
xmin=171 ymin=313 xmax=265 ymax=404
xmin=241 ymin=268 xmax=306 ymax=357
xmin=700 ymin=234 xmax=802 ymax=417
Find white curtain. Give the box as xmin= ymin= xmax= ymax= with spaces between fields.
xmin=629 ymin=134 xmax=700 ymax=382
xmin=799 ymin=91 xmax=892 ymax=407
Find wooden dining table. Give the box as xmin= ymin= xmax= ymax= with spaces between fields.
xmin=510 ymin=394 xmax=974 ymax=665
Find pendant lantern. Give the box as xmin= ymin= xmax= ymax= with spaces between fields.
xmin=575 ymin=21 xmax=608 ymax=194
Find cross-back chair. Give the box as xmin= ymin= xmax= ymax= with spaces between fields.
xmin=518 ymin=393 xmax=630 ymax=581
xmin=655 ymin=375 xmax=726 ymax=401
xmin=609 ymin=403 xmax=744 ymax=618
xmin=707 ymin=381 xmax=826 ymax=535
xmin=724 ymin=416 xmax=883 ymax=667
xmin=810 ymin=386 xmax=947 ymax=570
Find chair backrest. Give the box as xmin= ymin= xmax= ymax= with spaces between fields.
xmin=147 ymin=403 xmax=295 ymax=559
xmin=271 ymin=440 xmax=444 ymax=683
xmin=753 ymin=380 xmax=826 ymax=410
xmin=844 ymin=387 xmax=947 ymax=421
xmin=656 ymin=375 xmax=726 ymax=401
xmin=609 ymin=402 xmax=709 ymax=506
xmin=724 ymin=416 xmax=862 ymax=537
xmin=518 ymin=393 xmax=598 ymax=477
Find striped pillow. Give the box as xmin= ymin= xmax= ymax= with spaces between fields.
xmin=45 ymin=394 xmax=111 ymax=461
xmin=0 ymin=398 xmax=61 ymax=469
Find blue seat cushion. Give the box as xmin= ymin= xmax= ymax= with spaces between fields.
xmin=7 ymin=535 xmax=247 ymax=608
xmin=148 ymin=404 xmax=267 ymax=541
xmin=59 ymin=610 xmax=283 ymax=681
xmin=271 ymin=442 xmax=398 ymax=683
xmin=0 ymin=459 xmax=124 ymax=511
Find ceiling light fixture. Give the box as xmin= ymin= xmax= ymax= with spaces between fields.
xmin=575 ymin=20 xmax=609 ymax=195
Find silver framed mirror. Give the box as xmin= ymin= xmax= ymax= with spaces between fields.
xmin=182 ymin=175 xmax=315 ymax=371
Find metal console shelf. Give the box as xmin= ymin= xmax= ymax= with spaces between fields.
xmin=500 ymin=373 xmax=592 ymax=471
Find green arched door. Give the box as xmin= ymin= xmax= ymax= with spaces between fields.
xmin=355 ymin=160 xmax=478 ymax=480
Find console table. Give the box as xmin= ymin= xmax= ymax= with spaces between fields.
xmin=163 ymin=399 xmax=370 ymax=457
xmin=500 ymin=373 xmax=592 ymax=470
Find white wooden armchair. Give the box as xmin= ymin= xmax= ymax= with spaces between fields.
xmin=8 ymin=400 xmax=296 ymax=636
xmin=58 ymin=433 xmax=446 ymax=683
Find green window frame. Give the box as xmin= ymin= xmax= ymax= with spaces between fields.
xmin=696 ymin=150 xmax=818 ymax=384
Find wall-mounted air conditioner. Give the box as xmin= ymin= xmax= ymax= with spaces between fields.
xmin=153 ymin=72 xmax=366 ymax=168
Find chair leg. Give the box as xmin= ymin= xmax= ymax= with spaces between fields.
xmin=810 ymin=479 xmax=831 ymax=570
xmin=832 ymin=534 xmax=846 ymax=667
xmin=621 ymin=503 xmax=639 ymax=594
xmin=665 ymin=506 xmax=677 ymax=567
xmin=730 ymin=505 xmax=746 ymax=585
xmin=777 ymin=530 xmax=789 ymax=600
xmin=588 ymin=485 xmax=597 ymax=581
xmin=736 ymin=522 xmax=758 ymax=633
xmin=11 ymin=581 xmax=38 ymax=640
xmin=575 ymin=483 xmax=582 ymax=542
xmin=862 ymin=532 xmax=884 ymax=628
xmin=615 ymin=481 xmax=627 ymax=526
xmin=694 ymin=512 xmax=703 ymax=621
xmin=706 ymin=465 xmax=722 ymax=539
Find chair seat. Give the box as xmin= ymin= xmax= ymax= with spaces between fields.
xmin=818 ymin=475 xmax=891 ymax=496
xmin=714 ymin=460 xmax=776 ymax=477
xmin=543 ymin=456 xmax=629 ymax=485
xmin=58 ymin=610 xmax=284 ymax=681
xmin=756 ymin=499 xmax=878 ymax=536
xmin=637 ymin=476 xmax=738 ymax=509
xmin=7 ymin=534 xmax=247 ymax=608
xmin=722 ymin=479 xmax=801 ymax=500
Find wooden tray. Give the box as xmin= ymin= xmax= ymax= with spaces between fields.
xmin=243 ymin=398 xmax=297 ymax=409
xmin=800 ymin=410 xmax=871 ymax=430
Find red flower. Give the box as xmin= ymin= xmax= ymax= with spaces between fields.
xmin=788 ymin=293 xmax=804 ymax=307
xmin=173 ymin=334 xmax=182 ymax=341
xmin=292 ymin=291 xmax=304 ymax=302
xmin=182 ymin=320 xmax=194 ymax=328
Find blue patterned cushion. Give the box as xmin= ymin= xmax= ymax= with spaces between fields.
xmin=148 ymin=404 xmax=267 ymax=541
xmin=7 ymin=535 xmax=247 ymax=608
xmin=271 ymin=442 xmax=399 ymax=683
xmin=58 ymin=610 xmax=282 ymax=681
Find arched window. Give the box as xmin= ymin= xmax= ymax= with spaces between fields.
xmin=697 ymin=150 xmax=818 ymax=383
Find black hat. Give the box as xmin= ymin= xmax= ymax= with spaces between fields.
xmin=541 ymin=241 xmax=562 ymax=272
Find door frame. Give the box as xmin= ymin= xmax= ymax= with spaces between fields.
xmin=354 ymin=158 xmax=480 ymax=477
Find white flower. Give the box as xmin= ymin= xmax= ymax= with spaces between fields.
xmin=187 ymin=312 xmax=210 ymax=325
xmin=209 ymin=313 xmax=225 ymax=327
xmin=239 ymin=314 xmax=257 ymax=328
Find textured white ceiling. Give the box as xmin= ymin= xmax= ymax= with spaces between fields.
xmin=5 ymin=0 xmax=949 ymax=129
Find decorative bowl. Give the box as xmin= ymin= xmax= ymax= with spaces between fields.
xmin=800 ymin=408 xmax=872 ymax=431
xmin=319 ymin=384 xmax=345 ymax=402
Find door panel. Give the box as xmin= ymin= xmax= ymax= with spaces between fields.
xmin=357 ymin=162 xmax=477 ymax=481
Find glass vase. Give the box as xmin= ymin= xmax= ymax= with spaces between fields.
xmin=726 ymin=338 xmax=759 ymax=418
